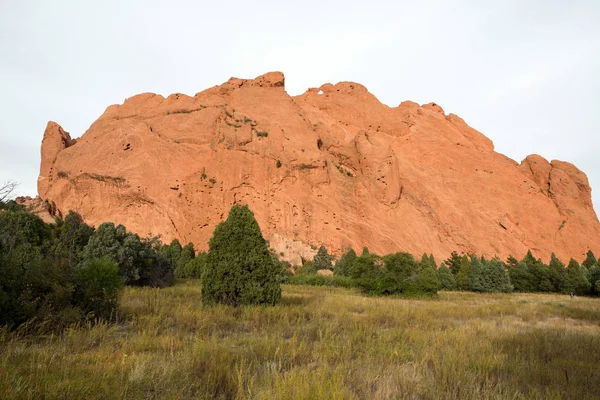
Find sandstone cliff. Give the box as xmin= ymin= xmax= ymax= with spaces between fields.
xmin=36 ymin=72 xmax=600 ymax=264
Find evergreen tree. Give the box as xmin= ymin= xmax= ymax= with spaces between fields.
xmin=176 ymin=242 xmax=195 ymax=272
xmin=582 ymin=250 xmax=597 ymax=269
xmin=486 ymin=259 xmax=513 ymax=293
xmin=428 ymin=254 xmax=437 ymax=269
xmin=202 ymin=205 xmax=281 ymax=306
xmin=506 ymin=255 xmax=519 ymax=269
xmin=381 ymin=252 xmax=418 ymax=293
xmin=437 ymin=264 xmax=456 ymax=290
xmin=456 ymin=255 xmax=471 ymax=290
xmin=509 ymin=262 xmax=536 ymax=292
xmin=561 ymin=259 xmax=591 ymax=295
xmin=548 ymin=253 xmax=565 ymax=293
xmin=588 ymin=264 xmax=600 ymax=296
xmin=468 ymin=255 xmax=487 ymax=292
xmin=416 ymin=261 xmax=440 ymax=294
xmin=445 ymin=251 xmax=462 ymax=275
xmin=313 ymin=245 xmax=334 ymax=270
xmin=334 ymin=248 xmax=357 ymax=277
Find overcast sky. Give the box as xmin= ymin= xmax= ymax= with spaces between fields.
xmin=1 ymin=0 xmax=599 ymax=212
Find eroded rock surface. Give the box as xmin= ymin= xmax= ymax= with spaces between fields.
xmin=36 ymin=72 xmax=600 ymax=263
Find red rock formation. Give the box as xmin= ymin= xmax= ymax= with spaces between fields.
xmin=35 ymin=72 xmax=600 ymax=264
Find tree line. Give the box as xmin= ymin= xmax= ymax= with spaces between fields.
xmin=2 ymin=195 xmax=599 ymax=333
xmin=291 ymin=246 xmax=600 ymax=297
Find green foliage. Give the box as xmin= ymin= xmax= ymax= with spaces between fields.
xmin=445 ymin=251 xmax=462 ymax=275
xmin=256 ymin=131 xmax=269 ymax=137
xmin=562 ymin=259 xmax=591 ymax=295
xmin=456 ymin=255 xmax=471 ymax=290
xmin=52 ymin=211 xmax=95 ymax=265
xmin=468 ymin=256 xmax=486 ymax=292
xmin=82 ymin=223 xmax=174 ymax=287
xmin=416 ymin=260 xmax=441 ymax=294
xmin=582 ymin=250 xmax=597 ymax=269
xmin=334 ymin=248 xmax=357 ymax=277
xmin=294 ymin=260 xmax=317 ymax=276
xmin=187 ymin=252 xmax=208 ymax=279
xmin=509 ymin=262 xmax=537 ymax=292
xmin=506 ymin=255 xmax=519 ymax=269
xmin=74 ymin=258 xmax=123 ymax=319
xmin=437 ymin=264 xmax=457 ymax=290
xmin=288 ymin=274 xmax=356 ymax=288
xmin=588 ymin=264 xmax=600 ymax=296
xmin=276 ymin=160 xmax=282 ymax=168
xmin=202 ymin=205 xmax=281 ymax=306
xmin=0 ymin=209 xmax=127 ymax=330
xmin=548 ymin=253 xmax=565 ymax=292
xmin=313 ymin=245 xmax=334 ymax=270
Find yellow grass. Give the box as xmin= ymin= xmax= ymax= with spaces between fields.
xmin=1 ymin=282 xmax=599 ymax=399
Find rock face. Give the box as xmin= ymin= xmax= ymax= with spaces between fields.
xmin=36 ymin=72 xmax=600 ymax=264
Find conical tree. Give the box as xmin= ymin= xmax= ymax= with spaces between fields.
xmin=548 ymin=253 xmax=565 ymax=293
xmin=313 ymin=245 xmax=334 ymax=270
xmin=582 ymin=250 xmax=597 ymax=269
xmin=445 ymin=251 xmax=462 ymax=275
xmin=437 ymin=263 xmax=457 ymax=291
xmin=561 ymin=259 xmax=591 ymax=295
xmin=456 ymin=255 xmax=471 ymax=290
xmin=334 ymin=248 xmax=357 ymax=277
xmin=202 ymin=205 xmax=281 ymax=306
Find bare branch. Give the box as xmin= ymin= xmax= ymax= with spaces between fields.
xmin=0 ymin=181 xmax=19 ymax=203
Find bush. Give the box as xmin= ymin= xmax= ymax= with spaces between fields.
xmin=313 ymin=245 xmax=334 ymax=270
xmin=288 ymin=274 xmax=356 ymax=288
xmin=202 ymin=205 xmax=281 ymax=306
xmin=74 ymin=258 xmax=123 ymax=320
xmin=82 ymin=223 xmax=173 ymax=287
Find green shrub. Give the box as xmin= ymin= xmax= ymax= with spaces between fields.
xmin=82 ymin=223 xmax=173 ymax=287
xmin=288 ymin=274 xmax=356 ymax=288
xmin=202 ymin=205 xmax=281 ymax=306
xmin=74 ymin=258 xmax=123 ymax=320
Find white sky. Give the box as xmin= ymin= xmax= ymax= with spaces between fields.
xmin=1 ymin=0 xmax=599 ymax=212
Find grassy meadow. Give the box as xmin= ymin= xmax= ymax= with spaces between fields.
xmin=1 ymin=281 xmax=599 ymax=399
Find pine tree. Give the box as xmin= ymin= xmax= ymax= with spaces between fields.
xmin=456 ymin=255 xmax=471 ymax=290
xmin=313 ymin=245 xmax=334 ymax=270
xmin=582 ymin=250 xmax=597 ymax=269
xmin=417 ymin=261 xmax=440 ymax=294
xmin=588 ymin=264 xmax=600 ymax=296
xmin=509 ymin=262 xmax=536 ymax=292
xmin=445 ymin=251 xmax=462 ymax=275
xmin=437 ymin=264 xmax=456 ymax=290
xmin=468 ymin=255 xmax=487 ymax=292
xmin=334 ymin=248 xmax=357 ymax=277
xmin=548 ymin=253 xmax=565 ymax=293
xmin=202 ymin=205 xmax=281 ymax=306
xmin=561 ymin=259 xmax=591 ymax=295
xmin=506 ymin=255 xmax=519 ymax=269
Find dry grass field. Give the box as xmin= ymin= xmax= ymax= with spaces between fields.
xmin=1 ymin=281 xmax=599 ymax=399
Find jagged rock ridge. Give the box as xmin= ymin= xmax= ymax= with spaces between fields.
xmin=36 ymin=72 xmax=600 ymax=264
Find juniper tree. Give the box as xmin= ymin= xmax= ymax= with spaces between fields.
xmin=334 ymin=248 xmax=357 ymax=277
xmin=437 ymin=263 xmax=457 ymax=290
xmin=313 ymin=245 xmax=334 ymax=270
xmin=201 ymin=204 xmax=281 ymax=306
xmin=561 ymin=259 xmax=591 ymax=295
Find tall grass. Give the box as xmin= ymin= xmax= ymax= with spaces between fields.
xmin=1 ymin=281 xmax=598 ymax=399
